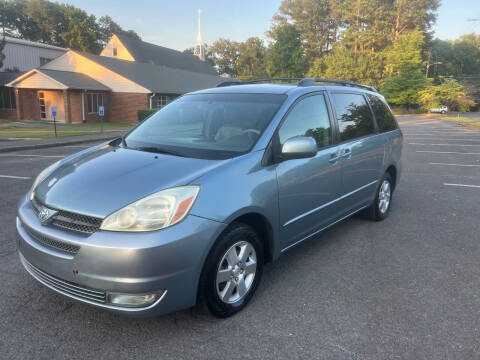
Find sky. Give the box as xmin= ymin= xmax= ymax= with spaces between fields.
xmin=65 ymin=0 xmax=480 ymax=50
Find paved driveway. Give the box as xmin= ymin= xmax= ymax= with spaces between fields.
xmin=1 ymin=115 xmax=479 ymax=359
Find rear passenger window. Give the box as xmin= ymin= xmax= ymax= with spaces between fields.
xmin=331 ymin=93 xmax=375 ymax=141
xmin=367 ymin=94 xmax=397 ymax=132
xmin=278 ymin=94 xmax=331 ymax=148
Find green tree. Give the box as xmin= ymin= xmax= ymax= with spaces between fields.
xmin=59 ymin=4 xmax=101 ymax=53
xmin=271 ymin=0 xmax=337 ymax=60
xmin=419 ymin=77 xmax=475 ymax=112
xmin=237 ymin=37 xmax=266 ymax=79
xmin=308 ymin=46 xmax=386 ymax=88
xmin=98 ymin=15 xmax=140 ymax=46
xmin=265 ymin=24 xmax=306 ymax=78
xmin=0 ymin=0 xmax=140 ymax=54
xmin=183 ymin=44 xmax=216 ymax=68
xmin=209 ymin=38 xmax=239 ymax=76
xmin=381 ymin=30 xmax=428 ymax=106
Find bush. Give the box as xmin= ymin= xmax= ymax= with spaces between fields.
xmin=419 ymin=78 xmax=475 ymax=112
xmin=137 ymin=109 xmax=156 ymax=122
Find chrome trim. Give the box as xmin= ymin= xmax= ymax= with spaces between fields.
xmin=283 ymin=180 xmax=378 ymax=227
xmin=19 ymin=253 xmax=167 ymax=312
xmin=281 ymin=205 xmax=368 ymax=253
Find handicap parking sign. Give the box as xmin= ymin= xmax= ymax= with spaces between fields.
xmin=99 ymin=106 xmax=104 ymax=117
xmin=51 ymin=106 xmax=57 ymax=118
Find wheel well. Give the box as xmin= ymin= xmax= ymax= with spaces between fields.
xmin=386 ymin=165 xmax=397 ymax=190
xmin=234 ymin=213 xmax=274 ymax=263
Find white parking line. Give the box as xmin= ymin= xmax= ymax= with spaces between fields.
xmin=430 ymin=162 xmax=480 ymax=167
xmin=444 ymin=183 xmax=480 ymax=189
xmin=0 ymin=174 xmax=31 ymax=180
xmin=409 ymin=143 xmax=480 ymax=146
xmin=403 ymin=131 xmax=476 ymax=134
xmin=406 ymin=137 xmax=480 ymax=141
xmin=416 ymin=151 xmax=480 ymax=155
xmin=0 ymin=154 xmax=64 ymax=158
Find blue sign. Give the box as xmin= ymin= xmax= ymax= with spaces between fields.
xmin=98 ymin=106 xmax=105 ymax=117
xmin=51 ymin=106 xmax=57 ymax=118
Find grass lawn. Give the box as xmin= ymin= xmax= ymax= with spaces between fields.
xmin=424 ymin=114 xmax=480 ymax=130
xmin=0 ymin=121 xmax=134 ymax=139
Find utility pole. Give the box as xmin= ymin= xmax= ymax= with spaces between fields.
xmin=425 ymin=52 xmax=442 ymax=78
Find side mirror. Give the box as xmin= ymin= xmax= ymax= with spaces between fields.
xmin=281 ymin=136 xmax=317 ymax=160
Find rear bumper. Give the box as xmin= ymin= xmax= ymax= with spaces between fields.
xmin=17 ymin=196 xmax=226 ymax=316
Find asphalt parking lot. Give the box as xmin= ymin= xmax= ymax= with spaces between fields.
xmin=1 ymin=115 xmax=479 ymax=359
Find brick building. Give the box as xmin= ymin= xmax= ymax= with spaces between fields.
xmin=6 ymin=35 xmax=224 ymax=123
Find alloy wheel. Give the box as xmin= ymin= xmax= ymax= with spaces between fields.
xmin=216 ymin=241 xmax=257 ymax=304
xmin=378 ymin=180 xmax=391 ymax=214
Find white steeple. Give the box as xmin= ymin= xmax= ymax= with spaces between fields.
xmin=194 ymin=8 xmax=206 ymax=61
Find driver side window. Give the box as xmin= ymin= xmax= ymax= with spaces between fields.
xmin=278 ymin=94 xmax=332 ymax=148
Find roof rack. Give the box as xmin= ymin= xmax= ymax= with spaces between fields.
xmin=216 ymin=77 xmax=378 ymax=92
xmin=298 ymin=78 xmax=378 ymax=92
xmin=216 ymin=78 xmax=302 ymax=87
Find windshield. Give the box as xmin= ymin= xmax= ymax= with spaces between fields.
xmin=124 ymin=93 xmax=286 ymax=159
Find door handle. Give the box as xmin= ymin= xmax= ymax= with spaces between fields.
xmin=328 ymin=152 xmax=340 ymax=163
xmin=341 ymin=148 xmax=352 ymax=160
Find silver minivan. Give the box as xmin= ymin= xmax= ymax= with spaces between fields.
xmin=17 ymin=78 xmax=402 ymax=318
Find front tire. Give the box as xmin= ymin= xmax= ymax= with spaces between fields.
xmin=199 ymin=223 xmax=264 ymax=318
xmin=366 ymin=173 xmax=393 ymax=221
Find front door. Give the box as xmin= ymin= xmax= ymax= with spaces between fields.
xmin=38 ymin=92 xmax=46 ymax=119
xmin=275 ymin=93 xmax=343 ymax=249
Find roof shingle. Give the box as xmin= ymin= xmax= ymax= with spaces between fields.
xmin=116 ymin=35 xmax=217 ymax=75
xmin=38 ymin=69 xmax=111 ymax=91
xmin=70 ymin=51 xmax=224 ymax=94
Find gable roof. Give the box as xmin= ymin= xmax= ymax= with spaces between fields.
xmin=38 ymin=69 xmax=110 ymax=90
xmin=115 ymin=34 xmax=217 ymax=75
xmin=7 ymin=68 xmax=110 ymax=91
xmin=70 ymin=51 xmax=224 ymax=94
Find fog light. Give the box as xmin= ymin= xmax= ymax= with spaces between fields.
xmin=108 ymin=292 xmax=158 ymax=307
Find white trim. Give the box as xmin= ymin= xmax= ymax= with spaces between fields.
xmin=81 ymin=92 xmax=85 ymax=122
xmin=4 ymin=36 xmax=67 ymax=51
xmin=5 ymin=69 xmax=67 ymax=89
xmin=283 ymin=180 xmax=378 ymax=227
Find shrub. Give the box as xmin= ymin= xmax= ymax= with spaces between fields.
xmin=137 ymin=109 xmax=156 ymax=122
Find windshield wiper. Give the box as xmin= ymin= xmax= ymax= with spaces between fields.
xmin=134 ymin=146 xmax=185 ymax=157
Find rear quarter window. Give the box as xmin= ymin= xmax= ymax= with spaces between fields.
xmin=367 ymin=94 xmax=397 ymax=132
xmin=331 ymin=93 xmax=375 ymax=142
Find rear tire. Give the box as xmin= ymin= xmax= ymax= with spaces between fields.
xmin=198 ymin=223 xmax=264 ymax=318
xmin=366 ymin=172 xmax=393 ymax=221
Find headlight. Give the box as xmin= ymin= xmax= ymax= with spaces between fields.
xmin=100 ymin=186 xmax=200 ymax=232
xmin=29 ymin=160 xmax=61 ymax=200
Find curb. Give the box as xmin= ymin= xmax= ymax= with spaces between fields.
xmin=0 ymin=134 xmax=121 ymax=153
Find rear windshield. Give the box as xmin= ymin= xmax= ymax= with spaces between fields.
xmin=125 ymin=93 xmax=286 ymax=159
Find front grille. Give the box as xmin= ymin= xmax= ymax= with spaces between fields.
xmin=23 ymin=258 xmax=107 ymax=304
xmin=32 ymin=196 xmax=102 ymax=235
xmin=23 ymin=222 xmax=80 ymax=255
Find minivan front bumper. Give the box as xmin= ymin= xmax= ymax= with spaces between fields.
xmin=16 ymin=196 xmax=226 ymax=316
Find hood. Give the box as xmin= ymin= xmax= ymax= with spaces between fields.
xmin=35 ymin=146 xmax=227 ymax=218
